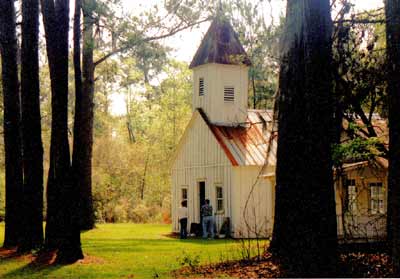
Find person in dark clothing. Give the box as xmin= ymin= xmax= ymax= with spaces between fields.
xmin=201 ymin=199 xmax=214 ymax=239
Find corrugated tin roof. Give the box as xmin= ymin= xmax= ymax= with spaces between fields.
xmin=341 ymin=157 xmax=388 ymax=171
xmin=189 ymin=17 xmax=251 ymax=69
xmin=198 ymin=109 xmax=276 ymax=166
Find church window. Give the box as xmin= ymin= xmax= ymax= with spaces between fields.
xmin=181 ymin=187 xmax=188 ymax=204
xmin=216 ymin=186 xmax=223 ymax=212
xmin=370 ymin=182 xmax=384 ymax=214
xmin=346 ymin=179 xmax=357 ymax=214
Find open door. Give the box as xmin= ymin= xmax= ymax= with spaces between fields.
xmin=199 ymin=181 xmax=206 ymax=234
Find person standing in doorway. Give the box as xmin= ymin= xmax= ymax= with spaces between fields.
xmin=201 ymin=199 xmax=214 ymax=239
xmin=178 ymin=200 xmax=188 ymax=239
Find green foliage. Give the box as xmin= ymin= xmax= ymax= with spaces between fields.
xmin=90 ymin=60 xmax=191 ymax=223
xmin=177 ymin=251 xmax=201 ymax=270
xmin=332 ymin=137 xmax=384 ymax=166
xmin=333 ymin=3 xmax=387 ymax=123
xmin=331 ymin=2 xmax=388 ymax=161
xmin=0 ymin=1 xmax=283 ymax=223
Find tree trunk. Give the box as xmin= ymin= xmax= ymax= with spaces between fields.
xmin=0 ymin=0 xmax=24 ymax=248
xmin=19 ymin=0 xmax=44 ymax=251
xmin=125 ymin=90 xmax=136 ymax=143
xmin=140 ymin=154 xmax=150 ymax=200
xmin=41 ymin=0 xmax=83 ymax=263
xmin=72 ymin=0 xmax=95 ymax=231
xmin=270 ymin=1 xmax=337 ymax=276
xmin=385 ymin=0 xmax=400 ymax=275
xmin=252 ymin=75 xmax=257 ymax=109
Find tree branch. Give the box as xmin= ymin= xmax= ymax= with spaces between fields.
xmin=94 ymin=17 xmax=211 ymax=67
xmin=334 ymin=19 xmax=385 ymax=24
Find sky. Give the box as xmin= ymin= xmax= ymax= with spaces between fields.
xmin=119 ymin=0 xmax=384 ymax=62
xmin=110 ymin=0 xmax=384 ymax=115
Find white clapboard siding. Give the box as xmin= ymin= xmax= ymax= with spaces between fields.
xmin=231 ymin=166 xmax=275 ymax=238
xmin=192 ymin=63 xmax=249 ymax=125
xmin=171 ymin=111 xmax=233 ymax=232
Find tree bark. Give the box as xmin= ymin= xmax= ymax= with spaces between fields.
xmin=270 ymin=1 xmax=337 ymax=276
xmin=0 ymin=0 xmax=24 ymax=248
xmin=252 ymin=75 xmax=257 ymax=109
xmin=41 ymin=0 xmax=83 ymax=263
xmin=72 ymin=0 xmax=95 ymax=230
xmin=140 ymin=154 xmax=150 ymax=200
xmin=385 ymin=0 xmax=400 ymax=275
xmin=19 ymin=0 xmax=44 ymax=251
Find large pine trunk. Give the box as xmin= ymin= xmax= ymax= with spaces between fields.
xmin=385 ymin=0 xmax=400 ymax=275
xmin=72 ymin=0 xmax=95 ymax=230
xmin=41 ymin=0 xmax=83 ymax=263
xmin=0 ymin=0 xmax=24 ymax=248
xmin=20 ymin=0 xmax=44 ymax=251
xmin=270 ymin=1 xmax=337 ymax=276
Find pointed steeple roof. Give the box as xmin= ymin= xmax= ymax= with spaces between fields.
xmin=189 ymin=17 xmax=251 ymax=69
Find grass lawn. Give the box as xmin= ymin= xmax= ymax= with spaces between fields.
xmin=0 ymin=223 xmax=262 ymax=279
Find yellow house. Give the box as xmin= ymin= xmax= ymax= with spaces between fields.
xmin=171 ymin=17 xmax=389 ymax=240
xmin=335 ymin=158 xmax=388 ymax=242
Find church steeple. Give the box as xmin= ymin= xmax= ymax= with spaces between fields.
xmin=189 ymin=17 xmax=251 ymax=69
xmin=190 ymin=17 xmax=251 ymax=125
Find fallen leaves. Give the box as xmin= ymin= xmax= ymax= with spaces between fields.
xmin=173 ymin=251 xmax=394 ymax=278
xmin=173 ymin=252 xmax=282 ymax=278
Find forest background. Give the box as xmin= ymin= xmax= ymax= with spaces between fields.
xmin=0 ymin=0 xmax=382 ymax=224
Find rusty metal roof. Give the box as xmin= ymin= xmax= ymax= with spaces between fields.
xmin=189 ymin=17 xmax=251 ymax=69
xmin=198 ymin=109 xmax=276 ymax=166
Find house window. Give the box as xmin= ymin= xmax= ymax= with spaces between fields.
xmin=224 ymin=86 xmax=234 ymax=102
xmin=346 ymin=179 xmax=357 ymax=214
xmin=370 ymin=182 xmax=384 ymax=214
xmin=199 ymin=78 xmax=204 ymax=96
xmin=216 ymin=186 xmax=223 ymax=212
xmin=181 ymin=187 xmax=188 ymax=204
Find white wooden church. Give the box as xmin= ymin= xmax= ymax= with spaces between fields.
xmin=171 ymin=16 xmax=391 ymax=241
xmin=171 ymin=18 xmax=276 ymax=238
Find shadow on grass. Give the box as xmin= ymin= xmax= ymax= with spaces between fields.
xmin=0 ymin=238 xmax=240 ymax=278
xmin=0 ymin=247 xmax=19 ymax=260
xmin=0 ymin=250 xmax=63 ymax=279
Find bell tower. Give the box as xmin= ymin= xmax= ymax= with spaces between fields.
xmin=189 ymin=17 xmax=251 ymax=125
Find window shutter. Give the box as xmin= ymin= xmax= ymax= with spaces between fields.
xmin=199 ymin=78 xmax=204 ymax=96
xmin=224 ymin=86 xmax=234 ymax=102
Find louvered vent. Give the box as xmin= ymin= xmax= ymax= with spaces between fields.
xmin=199 ymin=78 xmax=204 ymax=96
xmin=224 ymin=86 xmax=234 ymax=102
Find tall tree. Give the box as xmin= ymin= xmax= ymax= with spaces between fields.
xmin=71 ymin=0 xmax=212 ymax=229
xmin=0 ymin=0 xmax=24 ymax=248
xmin=270 ymin=1 xmax=337 ymax=276
xmin=19 ymin=0 xmax=44 ymax=251
xmin=385 ymin=0 xmax=400 ymax=275
xmin=41 ymin=0 xmax=83 ymax=262
xmin=72 ymin=0 xmax=95 ymax=230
